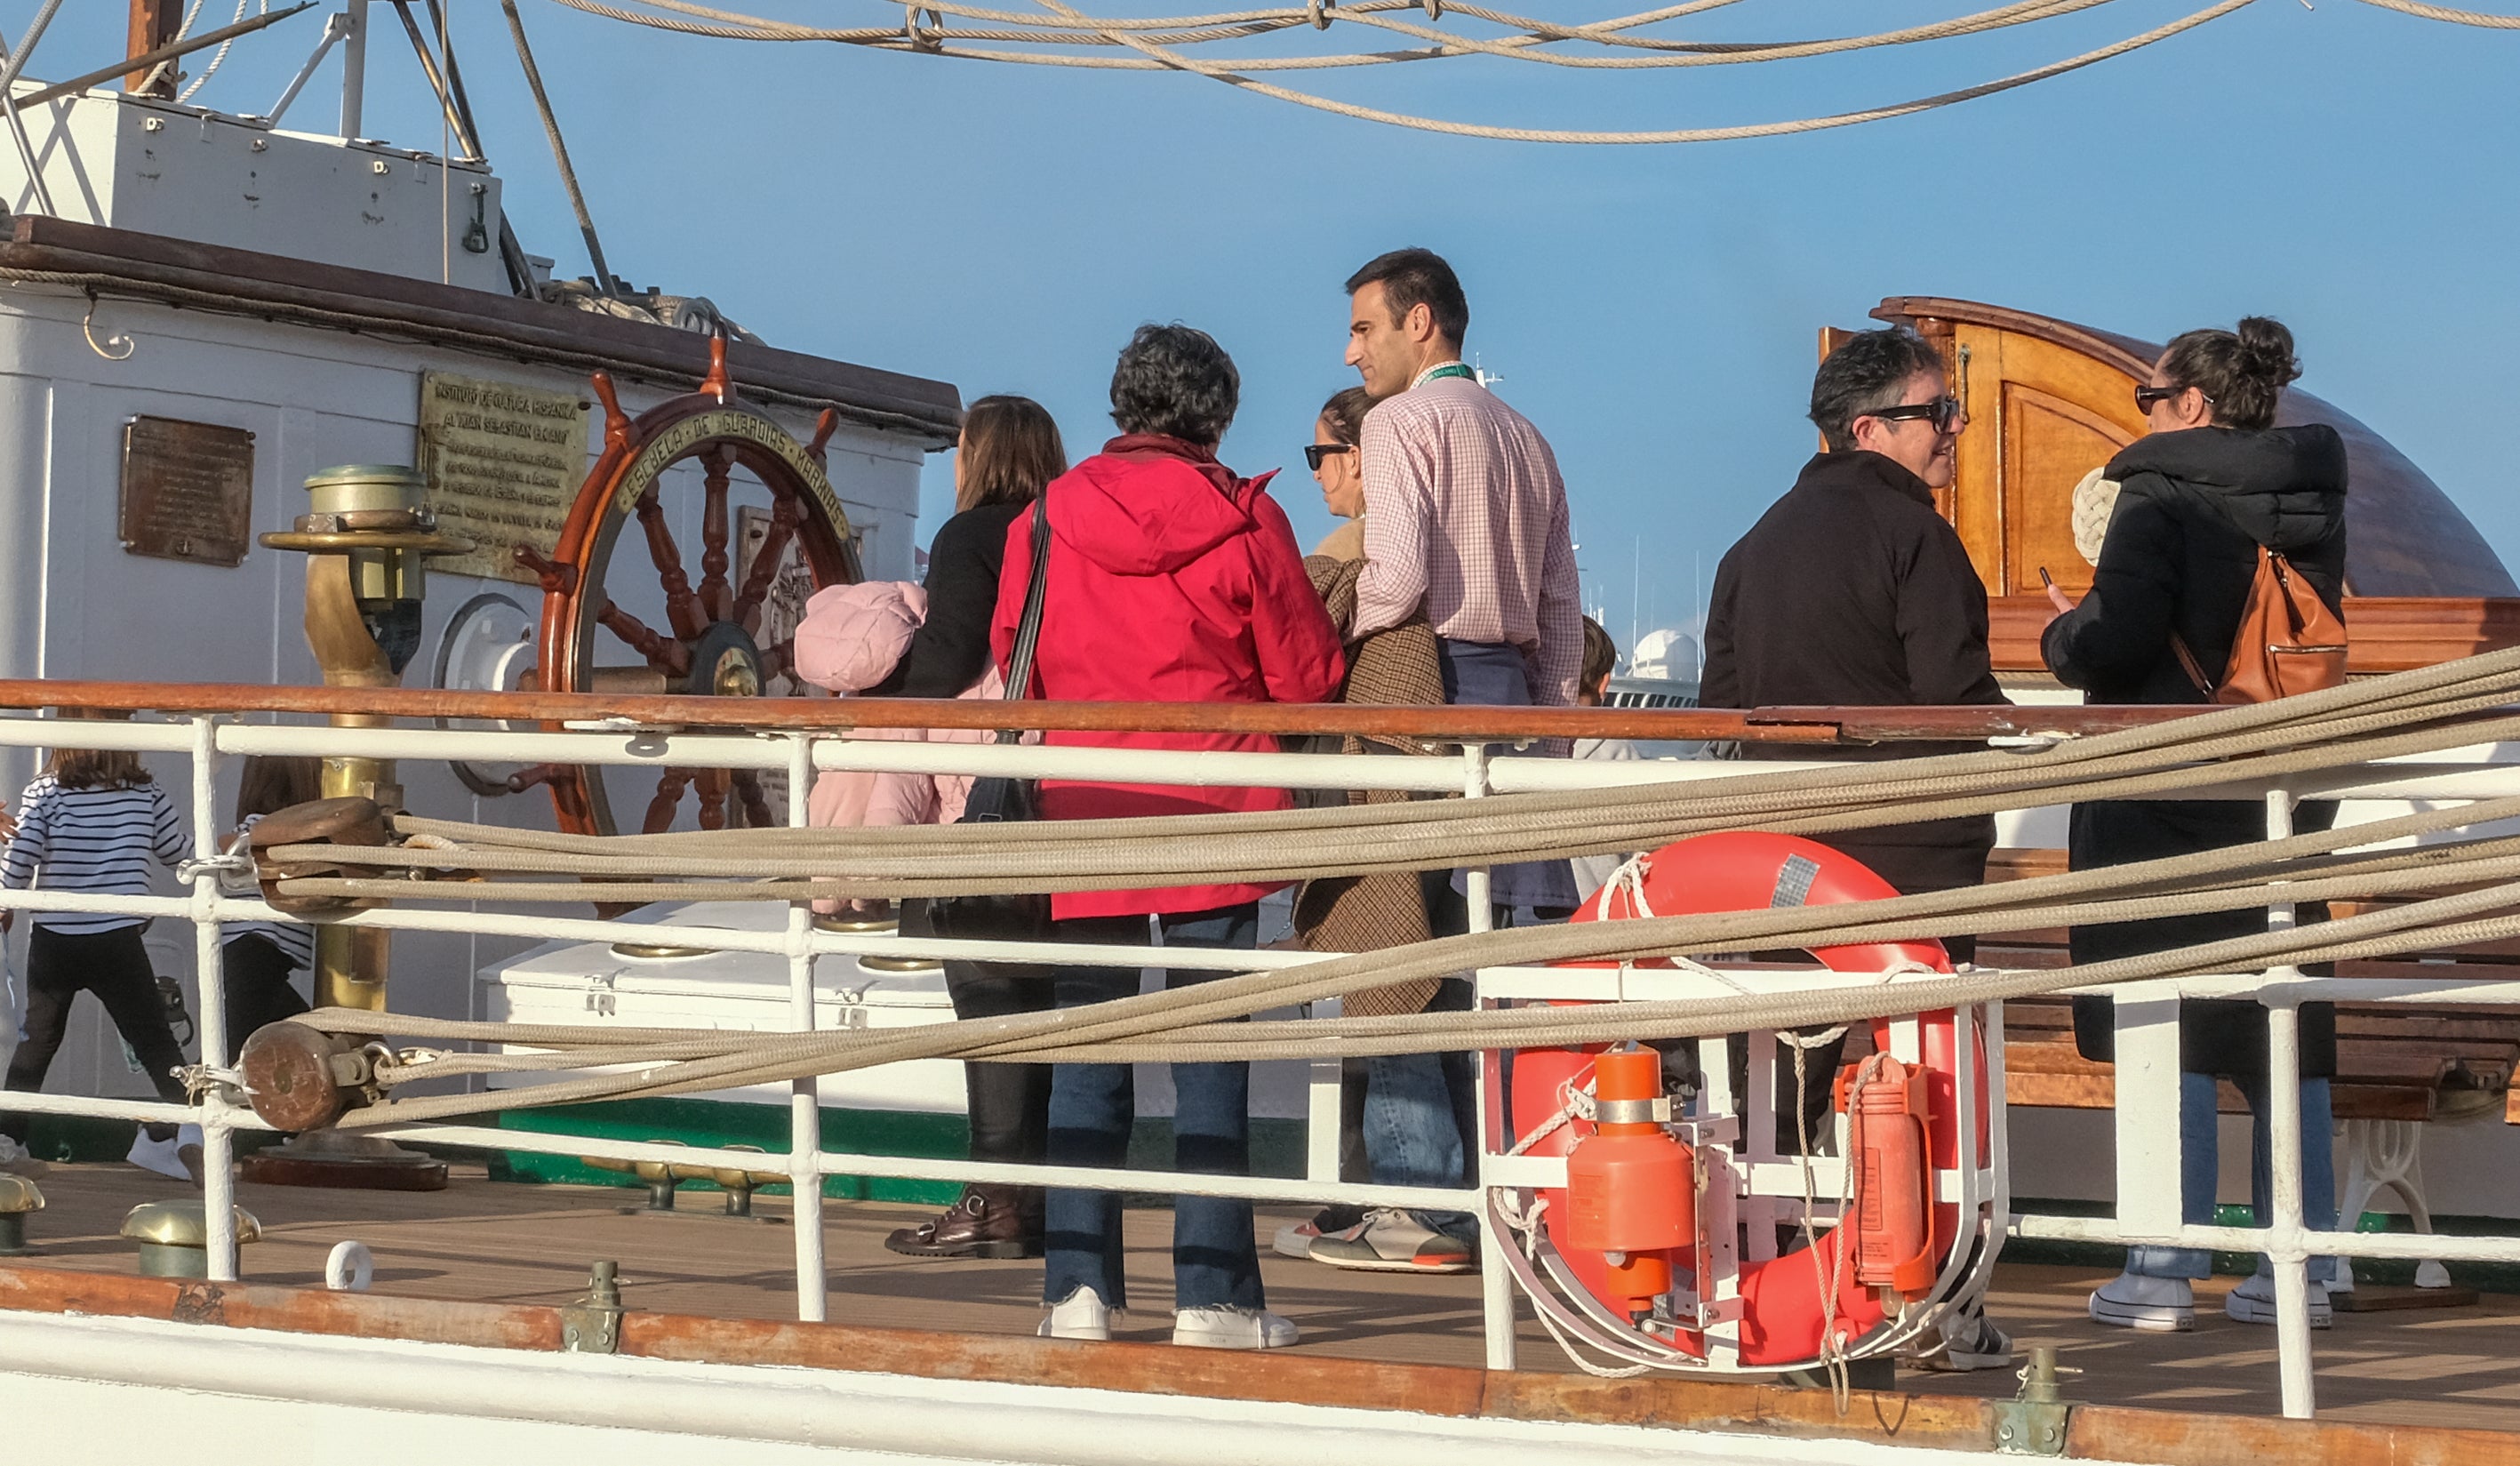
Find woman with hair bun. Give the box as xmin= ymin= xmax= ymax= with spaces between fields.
xmin=2041 ymin=316 xmax=2349 ymax=1334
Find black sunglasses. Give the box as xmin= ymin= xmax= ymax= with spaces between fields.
xmin=1864 ymin=396 xmax=1964 ymax=434
xmin=2135 ymin=384 xmax=2212 ymax=413
xmin=1303 ymin=443 xmax=1356 ymax=471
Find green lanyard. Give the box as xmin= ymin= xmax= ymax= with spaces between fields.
xmin=1417 ymin=363 xmax=1476 ymax=386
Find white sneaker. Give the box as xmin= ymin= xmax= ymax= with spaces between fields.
xmin=126 ymin=1129 xmax=188 ymax=1182
xmin=2088 ymin=1270 xmax=2196 ymax=1332
xmin=1172 ymin=1305 xmax=1298 ymax=1350
xmin=1308 ymin=1208 xmax=1475 ymax=1274
xmin=1272 ymin=1206 xmax=1363 ymax=1260
xmin=1907 ymin=1301 xmax=2016 ymax=1372
xmin=1038 ymin=1286 xmax=1115 ymax=1342
xmin=1272 ymin=1216 xmax=1327 ymax=1260
xmin=2225 ymin=1272 xmax=2332 ymax=1329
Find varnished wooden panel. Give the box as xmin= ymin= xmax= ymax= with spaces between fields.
xmin=2001 ymin=382 xmax=2133 ymax=596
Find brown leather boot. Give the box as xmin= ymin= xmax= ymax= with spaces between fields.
xmin=884 ymin=1184 xmax=1042 ymax=1259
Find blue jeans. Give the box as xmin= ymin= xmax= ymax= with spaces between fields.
xmin=1362 ymin=975 xmax=1477 ymax=1239
xmin=2128 ymin=1070 xmax=2339 ymax=1283
xmin=1043 ymin=902 xmax=1263 ymax=1313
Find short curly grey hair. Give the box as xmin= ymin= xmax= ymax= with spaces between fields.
xmin=1108 ymin=323 xmax=1239 ymax=446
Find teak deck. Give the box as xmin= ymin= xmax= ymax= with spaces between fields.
xmin=6 ymin=1163 xmax=2520 ymax=1440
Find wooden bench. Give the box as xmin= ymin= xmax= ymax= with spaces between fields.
xmin=1976 ymin=849 xmax=2520 ymax=1290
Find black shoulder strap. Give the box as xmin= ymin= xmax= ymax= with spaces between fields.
xmin=994 ymin=490 xmax=1053 ymax=744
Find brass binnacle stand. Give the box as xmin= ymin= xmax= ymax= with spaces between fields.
xmin=244 ymin=465 xmax=468 ymax=1191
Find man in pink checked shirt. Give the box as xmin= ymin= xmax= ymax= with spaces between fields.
xmin=1292 ymin=249 xmax=1583 ymax=1280
xmin=1342 ymin=246 xmax=1586 ymax=922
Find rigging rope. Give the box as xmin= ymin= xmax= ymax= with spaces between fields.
xmin=501 ymin=0 xmax=623 ymax=295
xmin=229 ymin=645 xmax=2520 ymax=1125
xmin=542 ymin=0 xmax=2264 ymax=140
xmin=2351 ymin=0 xmax=2520 ymax=23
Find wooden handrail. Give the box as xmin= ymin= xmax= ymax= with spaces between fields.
xmin=0 ymin=677 xmax=2236 ymax=742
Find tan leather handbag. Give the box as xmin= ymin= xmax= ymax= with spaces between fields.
xmin=2172 ymin=545 xmax=2348 ymax=704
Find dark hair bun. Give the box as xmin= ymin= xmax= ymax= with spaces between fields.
xmin=2234 ymin=316 xmax=2301 ymax=390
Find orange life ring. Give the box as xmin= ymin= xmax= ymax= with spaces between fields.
xmin=1509 ymin=831 xmax=1983 ymax=1369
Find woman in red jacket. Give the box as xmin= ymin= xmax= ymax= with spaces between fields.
xmin=994 ymin=324 xmax=1346 ymax=1350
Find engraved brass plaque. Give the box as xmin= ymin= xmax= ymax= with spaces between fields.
xmin=119 ymin=416 xmax=254 ymax=567
xmin=417 ymin=371 xmax=589 ymax=584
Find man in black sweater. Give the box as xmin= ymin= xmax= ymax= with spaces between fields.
xmin=1698 ymin=325 xmax=2015 ymax=1374
xmin=1701 ymin=326 xmax=2008 ymax=926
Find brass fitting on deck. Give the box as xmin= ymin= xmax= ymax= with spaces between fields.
xmin=122 ymin=1200 xmax=262 ymax=1279
xmin=259 ymin=465 xmax=470 ymax=1013
xmin=0 ymin=1173 xmax=44 ymax=1256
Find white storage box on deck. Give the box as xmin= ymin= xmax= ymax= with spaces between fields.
xmin=476 ymin=900 xmax=1313 ymax=1118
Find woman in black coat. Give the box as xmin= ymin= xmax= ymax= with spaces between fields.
xmin=2041 ymin=317 xmax=2344 ymax=1333
xmin=874 ymin=395 xmax=1068 ymax=1262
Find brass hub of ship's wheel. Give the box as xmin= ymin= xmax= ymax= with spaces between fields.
xmin=512 ymin=339 xmax=860 ymax=837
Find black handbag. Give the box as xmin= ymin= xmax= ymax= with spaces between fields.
xmin=913 ymin=486 xmax=1054 ymax=945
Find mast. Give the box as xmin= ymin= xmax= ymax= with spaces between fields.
xmin=125 ymin=0 xmax=179 ymax=97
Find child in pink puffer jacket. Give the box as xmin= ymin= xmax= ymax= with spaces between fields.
xmin=794 ymin=581 xmax=1004 ymax=912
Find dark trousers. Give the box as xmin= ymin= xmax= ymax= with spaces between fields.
xmin=5 ymin=925 xmax=188 ymax=1142
xmin=1043 ymin=902 xmax=1262 ymax=1313
xmin=942 ymin=957 xmax=1055 ymax=1168
xmin=221 ymin=934 xmax=308 ymax=1066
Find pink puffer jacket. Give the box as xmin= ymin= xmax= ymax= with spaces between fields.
xmin=793 ymin=581 xmax=1000 ymax=912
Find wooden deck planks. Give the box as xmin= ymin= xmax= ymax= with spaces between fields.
xmin=7 ymin=1164 xmax=2520 ymax=1437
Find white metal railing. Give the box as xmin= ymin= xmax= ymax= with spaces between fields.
xmin=0 ymin=709 xmax=2510 ymax=1420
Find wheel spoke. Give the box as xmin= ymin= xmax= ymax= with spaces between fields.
xmin=759 ymin=636 xmax=796 ymax=688
xmin=694 ymin=768 xmax=730 ymax=831
xmin=644 ymin=768 xmax=694 ymax=835
xmin=699 ymin=449 xmax=734 ymax=623
xmin=733 ymin=493 xmax=803 ymax=632
xmin=597 ymin=600 xmax=691 ymax=677
xmin=732 ymin=769 xmax=774 ymax=829
xmin=635 ymin=485 xmax=708 ymax=642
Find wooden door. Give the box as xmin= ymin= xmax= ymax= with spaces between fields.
xmin=1944 ymin=324 xmax=2148 ymax=597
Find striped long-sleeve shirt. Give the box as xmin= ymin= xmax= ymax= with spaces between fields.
xmin=1 ymin=774 xmax=186 ymax=933
xmin=225 ymin=813 xmax=313 ymax=969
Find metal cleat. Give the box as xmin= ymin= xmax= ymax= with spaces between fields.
xmin=559 ymin=1260 xmax=624 ymax=1354
xmin=1989 ymin=1345 xmax=2077 ymax=1456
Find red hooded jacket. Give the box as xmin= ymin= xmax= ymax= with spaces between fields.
xmin=990 ymin=435 xmax=1347 ymax=919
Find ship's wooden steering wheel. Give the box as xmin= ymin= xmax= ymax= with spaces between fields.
xmin=513 ymin=340 xmax=860 ymax=836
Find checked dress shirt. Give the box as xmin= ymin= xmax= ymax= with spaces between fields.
xmin=1353 ymin=368 xmax=1584 ymax=708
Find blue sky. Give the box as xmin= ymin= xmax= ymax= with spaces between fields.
xmin=30 ymin=1 xmax=2516 ymax=647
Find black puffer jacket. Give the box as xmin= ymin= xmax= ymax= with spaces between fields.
xmin=2045 ymin=425 xmax=2348 ymax=1079
xmin=2043 ymin=425 xmax=2348 ymax=704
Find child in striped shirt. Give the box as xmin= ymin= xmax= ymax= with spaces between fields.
xmin=220 ymin=757 xmax=321 ymax=1061
xmin=0 ymin=745 xmax=197 ymax=1182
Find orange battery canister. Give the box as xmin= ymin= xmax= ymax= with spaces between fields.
xmin=1564 ymin=1046 xmax=1696 ymax=1314
xmin=1851 ymin=1057 xmax=1934 ymax=1296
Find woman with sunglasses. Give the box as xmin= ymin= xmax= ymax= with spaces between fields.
xmin=1304 ymin=387 xmax=1372 ymax=560
xmin=2042 ymin=316 xmax=2348 ymax=1334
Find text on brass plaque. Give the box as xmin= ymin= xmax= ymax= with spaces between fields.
xmin=418 ymin=371 xmax=589 ymax=585
xmin=119 ymin=416 xmax=255 ymax=567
